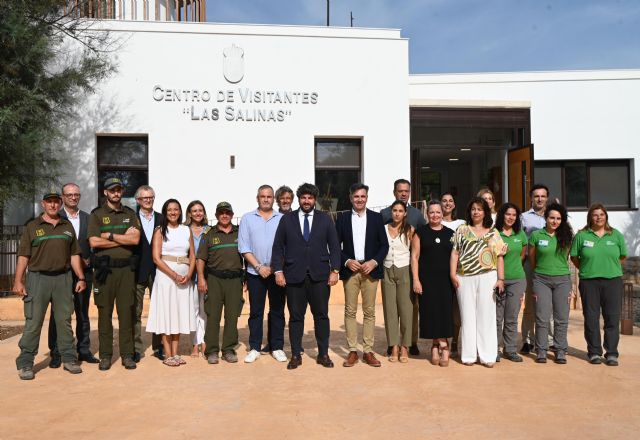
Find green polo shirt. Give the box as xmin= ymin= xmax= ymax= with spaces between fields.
xmin=88 ymin=203 xmax=140 ymax=259
xmin=197 ymin=224 xmax=243 ymax=271
xmin=19 ymin=215 xmax=81 ymax=272
xmin=528 ymin=229 xmax=570 ymax=276
xmin=499 ymin=229 xmax=527 ymax=280
xmin=570 ymin=228 xmax=627 ymax=279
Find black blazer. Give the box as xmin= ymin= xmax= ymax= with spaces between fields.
xmin=271 ymin=209 xmax=341 ymax=284
xmin=335 ymin=209 xmax=389 ymax=280
xmin=59 ymin=208 xmax=91 ymax=264
xmin=136 ymin=211 xmax=163 ymax=283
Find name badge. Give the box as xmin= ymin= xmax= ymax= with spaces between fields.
xmin=538 ymin=239 xmax=549 ymax=247
xmin=583 ymin=240 xmax=594 ymax=248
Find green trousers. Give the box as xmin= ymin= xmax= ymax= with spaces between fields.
xmin=203 ymin=275 xmax=244 ymax=356
xmin=381 ymin=265 xmax=413 ymax=347
xmin=16 ymin=272 xmax=75 ymax=369
xmin=93 ymin=266 xmax=135 ymax=360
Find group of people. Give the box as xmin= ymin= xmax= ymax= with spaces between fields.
xmin=13 ymin=177 xmax=627 ymax=380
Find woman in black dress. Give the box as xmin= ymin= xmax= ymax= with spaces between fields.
xmin=411 ymin=200 xmax=454 ymax=367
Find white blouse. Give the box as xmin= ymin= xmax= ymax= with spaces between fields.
xmin=383 ymin=226 xmax=411 ymax=268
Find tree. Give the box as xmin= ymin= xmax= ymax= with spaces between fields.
xmin=0 ymin=0 xmax=116 ymax=225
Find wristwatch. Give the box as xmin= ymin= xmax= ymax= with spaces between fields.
xmin=108 ymin=232 xmax=114 ymax=241
xmin=331 ymin=269 xmax=340 ymax=274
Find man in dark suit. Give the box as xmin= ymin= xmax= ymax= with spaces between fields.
xmin=272 ymin=183 xmax=341 ymax=370
xmin=336 ymin=183 xmax=389 ymax=367
xmin=133 ymin=185 xmax=163 ymax=361
xmin=48 ymin=183 xmax=99 ymax=366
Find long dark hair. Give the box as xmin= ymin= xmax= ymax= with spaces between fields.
xmin=465 ymin=197 xmax=493 ymax=228
xmin=160 ymin=199 xmax=183 ymax=241
xmin=495 ymin=203 xmax=522 ymax=233
xmin=440 ymin=192 xmax=457 ymax=220
xmin=545 ymin=202 xmax=573 ymax=253
xmin=390 ymin=200 xmax=412 ymax=243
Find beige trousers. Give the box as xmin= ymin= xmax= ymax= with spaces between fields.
xmin=343 ymin=272 xmax=379 ymax=353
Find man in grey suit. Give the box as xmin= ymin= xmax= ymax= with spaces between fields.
xmin=48 ymin=183 xmax=99 ymax=366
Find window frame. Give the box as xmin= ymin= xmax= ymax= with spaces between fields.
xmin=314 ymin=137 xmax=363 ymax=212
xmin=534 ymin=159 xmax=635 ymax=211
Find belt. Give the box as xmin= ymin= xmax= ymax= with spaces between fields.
xmin=209 ymin=269 xmax=244 ymax=279
xmin=32 ymin=269 xmax=69 ymax=276
xmin=162 ymin=255 xmax=190 ymax=265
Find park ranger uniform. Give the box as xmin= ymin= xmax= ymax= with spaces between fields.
xmin=197 ymin=206 xmax=244 ymax=362
xmin=15 ymin=211 xmax=82 ymax=373
xmin=88 ymin=201 xmax=140 ymax=366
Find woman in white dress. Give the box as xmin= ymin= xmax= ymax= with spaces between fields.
xmin=185 ymin=200 xmax=209 ymax=357
xmin=146 ymin=199 xmax=197 ymax=366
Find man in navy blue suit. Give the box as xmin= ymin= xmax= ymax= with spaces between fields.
xmin=271 ymin=183 xmax=341 ymax=370
xmin=335 ymin=183 xmax=388 ymax=367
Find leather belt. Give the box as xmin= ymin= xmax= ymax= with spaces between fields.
xmin=162 ymin=255 xmax=190 ymax=265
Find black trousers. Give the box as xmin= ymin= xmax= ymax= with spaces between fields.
xmin=579 ymin=277 xmax=623 ymax=358
xmin=286 ymin=275 xmax=330 ymax=357
xmin=48 ymin=270 xmax=92 ymax=356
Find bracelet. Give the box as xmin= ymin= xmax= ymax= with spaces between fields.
xmin=255 ymin=264 xmax=263 ymax=272
xmin=77 ymin=279 xmax=86 ymax=282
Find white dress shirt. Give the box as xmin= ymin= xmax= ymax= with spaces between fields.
xmin=298 ymin=209 xmax=314 ymax=235
xmin=351 ymin=209 xmax=367 ymax=261
xmin=64 ymin=208 xmax=80 ymax=238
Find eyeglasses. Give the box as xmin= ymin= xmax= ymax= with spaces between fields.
xmin=63 ymin=193 xmax=81 ymax=198
xmin=137 ymin=196 xmax=155 ymax=201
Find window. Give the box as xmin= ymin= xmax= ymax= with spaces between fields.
xmin=314 ymin=138 xmax=362 ymax=212
xmin=97 ymin=135 xmax=149 ymax=208
xmin=534 ymin=160 xmax=633 ymax=209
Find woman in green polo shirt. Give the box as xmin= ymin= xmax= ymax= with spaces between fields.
xmin=570 ymin=204 xmax=627 ymax=366
xmin=495 ymin=203 xmax=527 ymax=363
xmin=529 ymin=202 xmax=574 ymax=364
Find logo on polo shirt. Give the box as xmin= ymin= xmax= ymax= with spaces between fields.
xmin=102 ymin=217 xmax=110 ymax=224
xmin=35 ymin=229 xmax=45 ymax=237
xmin=538 ymin=239 xmax=549 ymax=247
xmin=64 ymin=230 xmax=73 ymax=237
xmin=606 ymin=240 xmax=615 ymax=246
xmin=123 ymin=218 xmax=130 ymax=223
xmin=584 ymin=240 xmax=595 ymax=248
xmin=213 ymin=237 xmax=221 ymax=245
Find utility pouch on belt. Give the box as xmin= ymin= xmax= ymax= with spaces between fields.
xmin=93 ymin=255 xmax=112 ymax=283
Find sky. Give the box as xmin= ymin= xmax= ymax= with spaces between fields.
xmin=205 ymin=0 xmax=640 ymax=74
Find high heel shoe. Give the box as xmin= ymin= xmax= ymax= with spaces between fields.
xmin=389 ymin=346 xmax=398 ymax=362
xmin=439 ymin=345 xmax=450 ymax=367
xmin=399 ymin=346 xmax=409 ymax=363
xmin=430 ymin=344 xmax=440 ymax=366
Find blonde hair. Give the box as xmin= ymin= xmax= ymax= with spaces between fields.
xmin=477 ymin=188 xmax=496 ymax=213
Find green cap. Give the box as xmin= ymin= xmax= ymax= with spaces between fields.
xmin=42 ymin=190 xmax=61 ymax=200
xmin=104 ymin=177 xmax=124 ymax=190
xmin=216 ymin=201 xmax=233 ymax=213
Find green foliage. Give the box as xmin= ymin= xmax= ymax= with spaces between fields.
xmin=0 ymin=0 xmax=115 ymax=209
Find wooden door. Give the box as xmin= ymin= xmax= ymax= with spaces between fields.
xmin=508 ymin=145 xmax=534 ymax=211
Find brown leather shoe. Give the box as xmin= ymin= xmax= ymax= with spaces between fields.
xmin=343 ymin=351 xmax=359 ymax=367
xmin=287 ymin=356 xmax=302 ymax=370
xmin=316 ymin=354 xmax=334 ymax=368
xmin=363 ymin=352 xmax=381 ymax=367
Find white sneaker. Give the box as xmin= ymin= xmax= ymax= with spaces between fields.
xmin=244 ymin=349 xmax=261 ymax=363
xmin=271 ymin=349 xmax=288 ymax=363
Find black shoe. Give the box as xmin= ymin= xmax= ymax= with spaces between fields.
xmin=49 ymin=354 xmax=62 ymax=369
xmin=99 ymin=358 xmax=112 ymax=371
xmin=132 ymin=352 xmax=141 ymax=363
xmin=152 ymin=349 xmax=166 ymax=361
xmin=78 ymin=352 xmax=100 ymax=364
xmin=496 ymin=352 xmax=501 ymax=363
xmin=122 ymin=357 xmax=137 ymax=369
xmin=287 ymin=355 xmax=302 ymax=370
xmin=605 ymin=356 xmax=619 ymax=367
xmin=387 ymin=346 xmax=393 ymax=356
xmin=588 ymin=355 xmax=602 ymax=365
xmin=409 ymin=345 xmax=420 ymax=356
xmin=520 ymin=343 xmax=533 ymax=354
xmin=535 ymin=350 xmax=547 ymax=364
xmin=503 ymin=352 xmax=523 ymax=362
xmin=316 ymin=354 xmax=334 ymax=368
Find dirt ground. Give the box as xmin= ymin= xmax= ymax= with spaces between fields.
xmin=1 ymin=300 xmax=639 ymax=440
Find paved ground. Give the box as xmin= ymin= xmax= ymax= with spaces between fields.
xmin=1 ymin=301 xmax=639 ymax=440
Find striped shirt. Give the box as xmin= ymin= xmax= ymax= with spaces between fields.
xmin=451 ymin=224 xmax=506 ymax=276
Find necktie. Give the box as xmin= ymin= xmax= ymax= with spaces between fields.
xmin=303 ymin=213 xmax=310 ymax=242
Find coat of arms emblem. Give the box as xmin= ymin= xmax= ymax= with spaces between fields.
xmin=223 ymin=44 xmax=244 ymax=84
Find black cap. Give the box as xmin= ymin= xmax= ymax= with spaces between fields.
xmin=216 ymin=201 xmax=233 ymax=213
xmin=104 ymin=177 xmax=124 ymax=190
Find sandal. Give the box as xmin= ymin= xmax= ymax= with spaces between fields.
xmin=163 ymin=357 xmax=179 ymax=367
xmin=175 ymin=355 xmax=186 ymax=365
xmin=399 ymin=346 xmax=409 ymax=363
xmin=389 ymin=346 xmax=398 ymax=362
xmin=430 ymin=345 xmax=441 ymax=366
xmin=439 ymin=345 xmax=450 ymax=367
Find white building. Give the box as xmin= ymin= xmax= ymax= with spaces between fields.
xmin=9 ymin=18 xmax=640 ymax=255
